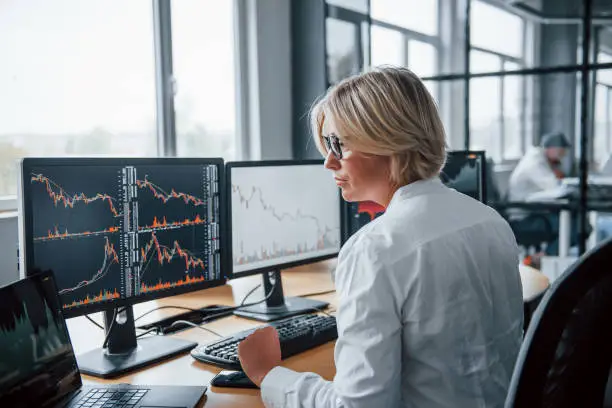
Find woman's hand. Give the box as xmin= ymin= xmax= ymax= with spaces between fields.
xmin=237 ymin=326 xmax=282 ymax=387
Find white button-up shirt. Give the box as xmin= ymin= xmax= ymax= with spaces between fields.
xmin=261 ymin=178 xmax=524 ymax=408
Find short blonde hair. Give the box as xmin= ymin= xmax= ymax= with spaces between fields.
xmin=310 ymin=66 xmax=447 ymax=186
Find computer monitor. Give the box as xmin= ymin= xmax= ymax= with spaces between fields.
xmin=342 ymin=150 xmax=486 ymax=241
xmin=18 ymin=157 xmax=225 ymax=378
xmin=227 ymin=160 xmax=342 ymax=321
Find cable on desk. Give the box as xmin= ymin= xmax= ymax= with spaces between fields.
xmin=136 ymin=327 xmax=159 ymax=339
xmin=168 ymin=320 xmax=223 ymax=338
xmin=133 ymin=305 xmax=233 ymax=324
xmin=298 ymin=289 xmax=336 ymax=298
xmin=240 ymin=284 xmax=262 ymax=306
xmin=132 ymin=279 xmax=279 ymax=328
xmin=85 ymin=315 xmax=104 ymax=330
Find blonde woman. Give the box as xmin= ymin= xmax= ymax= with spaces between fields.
xmin=238 ymin=66 xmax=523 ymax=408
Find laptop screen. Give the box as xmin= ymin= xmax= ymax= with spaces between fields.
xmin=0 ymin=272 xmax=81 ymax=407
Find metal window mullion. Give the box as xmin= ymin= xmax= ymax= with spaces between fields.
xmin=607 ymin=88 xmax=612 ymax=155
xmin=577 ymin=0 xmax=593 ymax=255
xmin=403 ymin=36 xmax=410 ymax=68
xmin=499 ymin=64 xmax=505 ymax=161
xmin=471 ymin=45 xmax=521 ymax=64
xmin=153 ymin=0 xmax=177 ymax=157
xmin=520 ymin=64 xmax=527 ymax=154
xmin=464 ymin=0 xmax=471 ymax=151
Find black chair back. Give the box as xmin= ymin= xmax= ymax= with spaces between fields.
xmin=505 ymin=237 xmax=612 ymax=407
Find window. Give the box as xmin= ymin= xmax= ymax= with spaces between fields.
xmin=326 ymin=18 xmax=361 ymax=84
xmin=370 ymin=25 xmax=404 ymax=67
xmin=503 ymin=62 xmax=523 ymax=159
xmin=470 ymin=77 xmax=502 ymax=159
xmin=408 ymin=40 xmax=437 ymax=78
xmin=0 ymin=0 xmax=156 ymax=197
xmin=408 ymin=40 xmax=438 ymax=99
xmin=595 ymin=54 xmax=612 ymax=168
xmin=471 ymin=0 xmax=523 ymax=58
xmin=172 ymin=0 xmax=236 ymax=159
xmin=594 ymin=83 xmax=611 ymax=167
xmin=370 ymin=0 xmax=438 ymax=36
xmin=469 ymin=1 xmax=527 ymax=161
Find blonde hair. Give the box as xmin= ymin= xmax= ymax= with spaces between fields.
xmin=310 ymin=66 xmax=447 ymax=186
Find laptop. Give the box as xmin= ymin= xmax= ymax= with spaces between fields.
xmin=0 ymin=271 xmax=207 ymax=408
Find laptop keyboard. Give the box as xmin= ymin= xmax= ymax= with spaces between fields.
xmin=73 ymin=388 xmax=149 ymax=408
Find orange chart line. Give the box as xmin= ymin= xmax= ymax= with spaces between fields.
xmin=136 ymin=176 xmax=205 ymax=206
xmin=31 ymin=174 xmax=119 ymax=216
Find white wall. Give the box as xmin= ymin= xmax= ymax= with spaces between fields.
xmin=0 ymin=213 xmax=18 ymax=287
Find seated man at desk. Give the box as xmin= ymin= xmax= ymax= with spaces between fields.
xmin=238 ymin=67 xmax=523 ymax=407
xmin=508 ymin=131 xmax=570 ymax=201
xmin=507 ymin=132 xmax=577 ymax=256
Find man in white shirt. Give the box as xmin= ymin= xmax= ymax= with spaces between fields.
xmin=507 ymin=132 xmax=570 ymax=202
xmin=238 ymin=67 xmax=524 ymax=408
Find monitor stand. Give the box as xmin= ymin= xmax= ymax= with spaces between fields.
xmin=233 ymin=270 xmax=329 ymax=322
xmin=77 ymin=306 xmax=197 ymax=378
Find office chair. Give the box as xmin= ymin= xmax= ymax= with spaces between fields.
xmin=484 ymin=159 xmax=556 ymax=255
xmin=506 ymin=213 xmax=556 ymax=253
xmin=505 ymin=237 xmax=612 ymax=408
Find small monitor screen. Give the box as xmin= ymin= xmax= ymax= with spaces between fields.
xmin=0 ymin=272 xmax=81 ymax=407
xmin=20 ymin=159 xmax=223 ymax=317
xmin=229 ymin=162 xmax=341 ymax=276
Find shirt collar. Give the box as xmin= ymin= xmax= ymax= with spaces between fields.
xmin=386 ymin=177 xmax=445 ymax=213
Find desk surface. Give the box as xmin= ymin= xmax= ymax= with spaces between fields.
xmin=68 ymin=260 xmax=549 ymax=407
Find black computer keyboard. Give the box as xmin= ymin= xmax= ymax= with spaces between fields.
xmin=191 ymin=314 xmax=337 ymax=370
xmin=73 ymin=388 xmax=148 ymax=408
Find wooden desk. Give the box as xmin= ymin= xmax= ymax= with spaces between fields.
xmin=68 ymin=261 xmax=338 ymax=408
xmin=68 ymin=260 xmax=548 ymax=407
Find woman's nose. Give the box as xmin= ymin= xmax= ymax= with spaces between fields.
xmin=324 ymin=151 xmax=340 ymax=170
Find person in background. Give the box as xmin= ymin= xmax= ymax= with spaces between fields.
xmin=507 ymin=132 xmax=595 ymax=258
xmin=507 ymin=132 xmax=570 ymax=202
xmin=237 ymin=66 xmax=523 ymax=408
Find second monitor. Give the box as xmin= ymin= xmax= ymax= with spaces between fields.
xmin=227 ymin=160 xmax=342 ymax=321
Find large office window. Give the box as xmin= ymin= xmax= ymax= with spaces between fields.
xmin=0 ymin=0 xmax=156 ymax=196
xmin=172 ymin=0 xmax=236 ymax=159
xmin=470 ymin=0 xmax=526 ymax=161
xmin=0 ymin=0 xmax=237 ymax=198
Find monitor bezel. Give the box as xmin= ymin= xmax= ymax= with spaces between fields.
xmin=19 ymin=157 xmax=228 ymax=319
xmin=226 ymin=159 xmax=343 ymax=279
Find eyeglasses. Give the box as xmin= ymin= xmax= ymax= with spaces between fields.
xmin=322 ymin=133 xmax=344 ymax=160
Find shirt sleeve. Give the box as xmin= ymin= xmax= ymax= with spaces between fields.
xmin=259 ymin=237 xmax=404 ymax=408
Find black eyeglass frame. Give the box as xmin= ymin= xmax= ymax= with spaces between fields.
xmin=322 ymin=133 xmax=343 ymax=160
